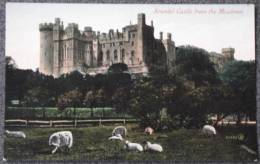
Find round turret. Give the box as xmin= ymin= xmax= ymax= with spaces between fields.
xmin=39 ymin=23 xmax=54 ymax=75
xmin=222 ymin=47 xmax=235 ymax=60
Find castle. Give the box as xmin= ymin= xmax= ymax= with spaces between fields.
xmin=209 ymin=47 xmax=235 ymax=70
xmin=39 ymin=13 xmax=176 ymax=78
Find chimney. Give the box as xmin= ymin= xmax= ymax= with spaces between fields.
xmin=160 ymin=32 xmax=163 ymax=40
xmin=167 ymin=33 xmax=172 ymax=40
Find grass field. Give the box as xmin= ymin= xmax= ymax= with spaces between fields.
xmin=6 ymin=107 xmax=133 ymax=120
xmin=4 ymin=124 xmax=257 ymax=162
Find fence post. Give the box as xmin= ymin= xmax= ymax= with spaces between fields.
xmin=74 ymin=119 xmax=77 ymax=127
xmin=25 ymin=120 xmax=28 ymax=128
xmin=123 ymin=119 xmax=126 ymax=124
xmin=99 ymin=118 xmax=102 ymax=126
xmin=50 ymin=120 xmax=52 ymax=127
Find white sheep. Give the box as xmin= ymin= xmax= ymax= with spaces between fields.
xmin=49 ymin=131 xmax=73 ymax=154
xmin=5 ymin=130 xmax=26 ymax=138
xmin=144 ymin=127 xmax=154 ymax=135
xmin=112 ymin=126 xmax=127 ymax=137
xmin=202 ymin=125 xmax=217 ymax=136
xmin=108 ymin=134 xmax=123 ymax=141
xmin=143 ymin=141 xmax=163 ymax=152
xmin=124 ymin=140 xmax=143 ymax=152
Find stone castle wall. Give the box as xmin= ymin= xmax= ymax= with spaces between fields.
xmin=209 ymin=47 xmax=235 ymax=70
xmin=39 ymin=14 xmax=175 ymax=77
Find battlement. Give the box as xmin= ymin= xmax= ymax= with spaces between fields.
xmin=67 ymin=23 xmax=79 ymax=30
xmin=99 ymin=29 xmax=123 ymax=41
xmin=222 ymin=47 xmax=235 ymax=60
xmin=138 ymin=13 xmax=146 ymax=26
xmin=222 ymin=47 xmax=235 ymax=54
xmin=84 ymin=26 xmax=92 ymax=32
xmin=39 ymin=23 xmax=53 ymax=31
xmin=39 ymin=13 xmax=176 ymax=77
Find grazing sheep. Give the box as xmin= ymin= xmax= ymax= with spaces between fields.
xmin=49 ymin=131 xmax=73 ymax=154
xmin=3 ymin=157 xmax=6 ymax=162
xmin=108 ymin=134 xmax=123 ymax=141
xmin=5 ymin=130 xmax=26 ymax=138
xmin=202 ymin=125 xmax=216 ymax=136
xmin=144 ymin=127 xmax=154 ymax=135
xmin=112 ymin=126 xmax=127 ymax=137
xmin=143 ymin=141 xmax=163 ymax=152
xmin=124 ymin=140 xmax=143 ymax=152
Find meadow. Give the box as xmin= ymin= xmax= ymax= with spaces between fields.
xmin=6 ymin=107 xmax=133 ymax=120
xmin=4 ymin=124 xmax=257 ymax=162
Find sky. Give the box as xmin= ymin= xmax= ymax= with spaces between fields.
xmin=6 ymin=3 xmax=255 ymax=70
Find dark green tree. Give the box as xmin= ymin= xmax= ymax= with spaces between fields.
xmin=219 ymin=60 xmax=256 ymax=124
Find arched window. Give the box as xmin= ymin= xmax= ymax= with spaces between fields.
xmin=106 ymin=50 xmax=110 ymax=60
xmin=64 ymin=45 xmax=66 ymax=59
xmin=121 ymin=49 xmax=125 ymax=63
xmin=98 ymin=51 xmax=103 ymax=66
xmin=131 ymin=50 xmax=135 ymax=65
xmin=106 ymin=50 xmax=110 ymax=65
xmin=67 ymin=47 xmax=70 ymax=58
xmin=114 ymin=50 xmax=118 ymax=62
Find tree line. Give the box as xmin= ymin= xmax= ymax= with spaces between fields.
xmin=5 ymin=45 xmax=256 ymax=130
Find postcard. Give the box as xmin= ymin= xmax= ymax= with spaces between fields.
xmin=3 ymin=3 xmax=257 ymax=162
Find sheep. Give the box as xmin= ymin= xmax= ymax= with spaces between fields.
xmin=108 ymin=134 xmax=123 ymax=141
xmin=202 ymin=125 xmax=217 ymax=136
xmin=5 ymin=130 xmax=26 ymax=138
xmin=112 ymin=126 xmax=127 ymax=137
xmin=124 ymin=140 xmax=143 ymax=152
xmin=49 ymin=131 xmax=73 ymax=154
xmin=143 ymin=141 xmax=163 ymax=152
xmin=3 ymin=157 xmax=6 ymax=162
xmin=144 ymin=127 xmax=154 ymax=135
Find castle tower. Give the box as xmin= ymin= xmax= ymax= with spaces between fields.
xmin=137 ymin=13 xmax=146 ymax=65
xmin=39 ymin=23 xmax=54 ymax=76
xmin=52 ymin=18 xmax=63 ymax=77
xmin=222 ymin=47 xmax=235 ymax=61
xmin=163 ymin=33 xmax=176 ymax=74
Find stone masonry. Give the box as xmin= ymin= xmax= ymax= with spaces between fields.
xmin=39 ymin=13 xmax=176 ymax=77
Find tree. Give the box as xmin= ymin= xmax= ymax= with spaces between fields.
xmin=57 ymin=89 xmax=83 ymax=119
xmin=108 ymin=63 xmax=128 ymax=74
xmin=112 ymin=87 xmax=130 ymax=117
xmin=219 ymin=60 xmax=256 ymax=124
xmin=84 ymin=90 xmax=96 ymax=117
xmin=95 ymin=88 xmax=106 ymax=117
xmin=6 ymin=56 xmax=17 ymax=70
xmin=23 ymin=87 xmax=52 ymax=119
xmin=176 ymin=45 xmax=219 ymax=87
xmin=56 ymin=71 xmax=84 ymax=93
xmin=129 ymin=77 xmax=163 ymax=129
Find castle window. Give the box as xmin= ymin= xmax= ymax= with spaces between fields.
xmin=64 ymin=45 xmax=67 ymax=59
xmin=113 ymin=43 xmax=115 ymax=47
xmin=132 ymin=33 xmax=135 ymax=38
xmin=131 ymin=50 xmax=135 ymax=65
xmin=98 ymin=51 xmax=103 ymax=66
xmin=67 ymin=47 xmax=70 ymax=58
xmin=106 ymin=50 xmax=110 ymax=61
xmin=131 ymin=41 xmax=134 ymax=46
xmin=121 ymin=49 xmax=125 ymax=63
xmin=103 ymin=44 xmax=105 ymax=48
xmin=114 ymin=50 xmax=118 ymax=62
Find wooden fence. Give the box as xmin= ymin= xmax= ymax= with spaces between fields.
xmin=5 ymin=118 xmax=140 ymax=128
